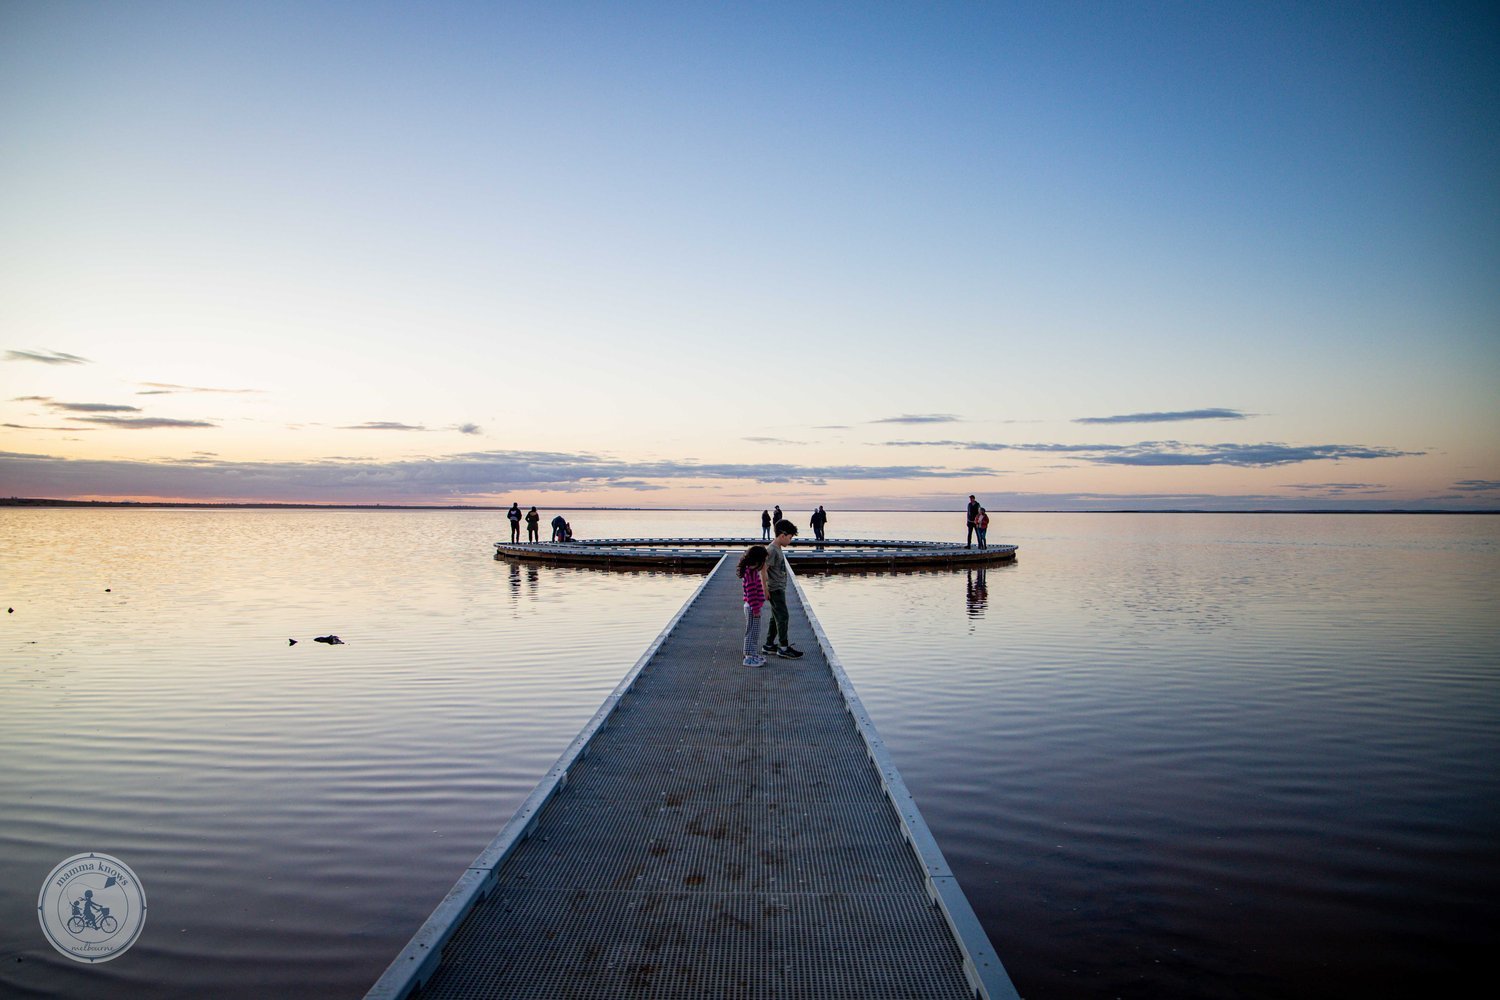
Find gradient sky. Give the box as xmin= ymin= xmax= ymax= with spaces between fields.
xmin=3 ymin=0 xmax=1497 ymax=510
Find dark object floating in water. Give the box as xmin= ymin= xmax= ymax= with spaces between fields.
xmin=105 ymin=588 xmax=111 ymax=592
xmin=288 ymin=638 xmax=298 ymax=645
xmin=6 ymin=607 xmax=11 ymax=613
xmin=314 ymin=635 xmax=344 ymax=645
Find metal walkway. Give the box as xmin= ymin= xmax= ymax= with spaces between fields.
xmin=368 ymin=556 xmax=1019 ymax=999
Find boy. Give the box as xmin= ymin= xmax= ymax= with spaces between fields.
xmin=761 ymin=520 xmax=805 ymax=659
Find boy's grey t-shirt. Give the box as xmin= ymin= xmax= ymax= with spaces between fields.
xmin=766 ymin=540 xmax=788 ymax=590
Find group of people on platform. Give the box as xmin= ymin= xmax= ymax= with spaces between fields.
xmin=505 ymin=503 xmax=572 ymax=543
xmin=506 ymin=495 xmax=992 ymax=551
xmin=760 ymin=505 xmax=828 ymax=541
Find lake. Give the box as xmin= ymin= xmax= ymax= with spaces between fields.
xmin=2 ymin=508 xmax=1496 ymax=998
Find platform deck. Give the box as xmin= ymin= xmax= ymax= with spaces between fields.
xmin=367 ymin=555 xmax=1018 ymax=999
xmin=494 ymin=537 xmax=1018 ymax=571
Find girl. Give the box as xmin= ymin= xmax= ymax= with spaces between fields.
xmin=737 ymin=545 xmax=769 ymax=667
xmin=975 ymin=507 xmax=990 ymax=549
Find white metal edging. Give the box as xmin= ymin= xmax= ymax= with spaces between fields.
xmin=790 ymin=567 xmax=1023 ymax=1000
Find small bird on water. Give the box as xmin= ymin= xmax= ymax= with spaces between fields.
xmin=313 ymin=635 xmax=344 ymax=645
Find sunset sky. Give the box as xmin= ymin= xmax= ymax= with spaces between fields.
xmin=3 ymin=1 xmax=1497 ymax=510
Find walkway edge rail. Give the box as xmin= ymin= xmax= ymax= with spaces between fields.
xmin=791 ymin=567 xmax=1023 ymax=1000
xmin=364 ymin=557 xmax=730 ymax=1000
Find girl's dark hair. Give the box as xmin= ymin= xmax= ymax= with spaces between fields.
xmin=737 ymin=544 xmax=768 ymax=577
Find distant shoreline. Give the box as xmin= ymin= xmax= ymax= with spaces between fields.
xmin=3 ymin=498 xmax=1495 ymax=514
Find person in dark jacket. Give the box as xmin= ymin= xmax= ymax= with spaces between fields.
xmin=810 ymin=505 xmax=828 ymax=541
xmin=965 ymin=495 xmax=981 ymax=548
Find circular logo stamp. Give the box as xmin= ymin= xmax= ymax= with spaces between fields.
xmin=37 ymin=853 xmax=148 ymax=963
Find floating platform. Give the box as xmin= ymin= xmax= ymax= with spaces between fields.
xmin=494 ymin=536 xmax=1018 ymax=571
xmin=366 ymin=555 xmax=1020 ymax=999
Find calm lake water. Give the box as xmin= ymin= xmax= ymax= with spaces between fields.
xmin=2 ymin=509 xmax=1496 ymax=998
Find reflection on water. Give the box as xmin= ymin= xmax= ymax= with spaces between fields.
xmin=1 ymin=508 xmax=1497 ymax=999
xmin=506 ymin=560 xmax=546 ymax=597
xmin=966 ymin=567 xmax=988 ymax=618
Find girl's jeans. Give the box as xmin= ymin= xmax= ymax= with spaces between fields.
xmin=743 ymin=603 xmax=762 ymax=656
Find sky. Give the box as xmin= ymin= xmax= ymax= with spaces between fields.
xmin=2 ymin=0 xmax=1497 ymax=510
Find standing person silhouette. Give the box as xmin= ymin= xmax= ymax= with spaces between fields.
xmin=965 ymin=494 xmax=981 ymax=548
xmin=525 ymin=506 xmax=540 ymax=542
xmin=760 ymin=509 xmax=772 ymax=541
xmin=761 ymin=520 xmax=804 ymax=660
xmin=810 ymin=505 xmax=828 ymax=541
xmin=772 ymin=505 xmax=782 ymax=530
xmin=507 ymin=502 xmax=522 ymax=543
xmin=975 ymin=506 xmax=990 ymax=549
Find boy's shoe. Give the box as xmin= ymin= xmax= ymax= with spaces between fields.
xmin=776 ymin=645 xmax=804 ymax=659
xmin=762 ymin=642 xmax=778 ymax=655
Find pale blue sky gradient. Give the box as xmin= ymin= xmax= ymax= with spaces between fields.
xmin=2 ymin=1 xmax=1496 ymax=508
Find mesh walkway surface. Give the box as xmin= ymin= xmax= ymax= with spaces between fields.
xmin=370 ymin=557 xmax=1017 ymax=999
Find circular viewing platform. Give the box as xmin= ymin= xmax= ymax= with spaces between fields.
xmin=493 ymin=537 xmax=1018 ymax=571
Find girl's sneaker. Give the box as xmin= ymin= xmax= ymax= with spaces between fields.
xmin=743 ymin=655 xmax=767 ymax=667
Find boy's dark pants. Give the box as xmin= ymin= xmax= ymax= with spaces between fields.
xmin=764 ymin=588 xmax=790 ymax=647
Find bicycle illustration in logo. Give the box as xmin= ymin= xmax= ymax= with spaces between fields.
xmin=68 ymin=889 xmax=119 ymax=935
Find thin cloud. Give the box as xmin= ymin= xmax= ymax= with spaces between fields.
xmin=1453 ymin=479 xmax=1500 ymax=492
xmin=338 ymin=421 xmax=485 ymax=434
xmin=45 ymin=401 xmax=143 ymax=414
xmin=66 ymin=416 xmax=217 ymax=429
xmin=1284 ymin=482 xmax=1389 ymax=496
xmin=3 ymin=423 xmax=96 ymax=431
xmin=136 ymin=382 xmax=264 ymax=395
xmin=884 ymin=440 xmax=1121 ymax=452
xmin=606 ymin=480 xmax=669 ymax=491
xmin=870 ymin=414 xmax=961 ymax=424
xmin=341 ymin=421 xmax=429 ymax=431
xmin=744 ymin=436 xmax=806 ymax=445
xmin=883 ymin=439 xmax=1421 ymax=467
xmin=5 ymin=349 xmax=91 ymax=365
xmin=1074 ymin=408 xmax=1248 ymax=424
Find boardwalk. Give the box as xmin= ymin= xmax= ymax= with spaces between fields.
xmin=368 ymin=557 xmax=1019 ymax=999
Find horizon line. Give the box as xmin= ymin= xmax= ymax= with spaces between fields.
xmin=4 ymin=498 xmax=1497 ymax=515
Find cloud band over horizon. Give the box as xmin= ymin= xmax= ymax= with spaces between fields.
xmin=0 ymin=448 xmax=985 ymax=503
xmin=881 ymin=440 xmax=1421 ymax=467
